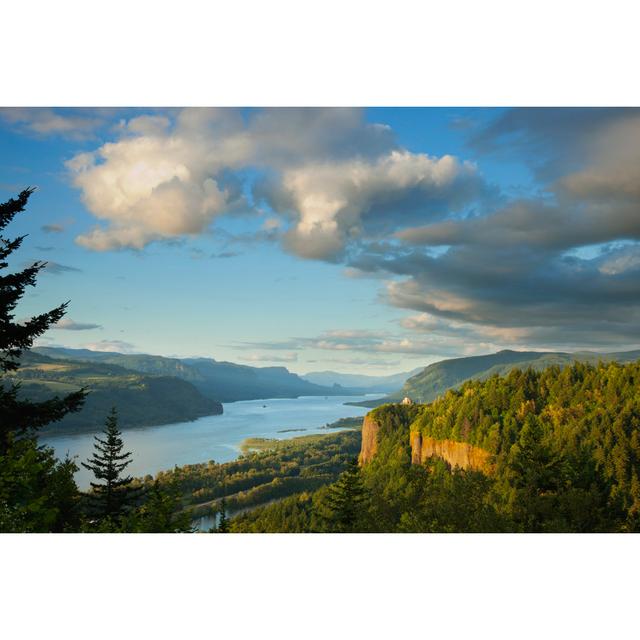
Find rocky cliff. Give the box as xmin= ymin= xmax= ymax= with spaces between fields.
xmin=410 ymin=432 xmax=493 ymax=474
xmin=359 ymin=404 xmax=493 ymax=474
xmin=359 ymin=414 xmax=381 ymax=464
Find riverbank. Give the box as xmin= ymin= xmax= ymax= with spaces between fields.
xmin=42 ymin=394 xmax=381 ymax=489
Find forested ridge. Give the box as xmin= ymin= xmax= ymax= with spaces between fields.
xmin=151 ymin=430 xmax=362 ymax=521
xmin=232 ymin=362 xmax=640 ymax=532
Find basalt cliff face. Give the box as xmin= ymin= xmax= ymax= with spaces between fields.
xmin=359 ymin=405 xmax=492 ymax=474
xmin=409 ymin=432 xmax=493 ymax=473
xmin=359 ymin=414 xmax=381 ymax=464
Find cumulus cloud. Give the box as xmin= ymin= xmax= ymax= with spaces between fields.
xmin=54 ymin=319 xmax=102 ymax=331
xmin=268 ymin=151 xmax=484 ymax=260
xmin=56 ymin=107 xmax=640 ymax=353
xmin=70 ymin=108 xmax=366 ymax=250
xmin=339 ymin=109 xmax=640 ymax=352
xmin=67 ymin=108 xmax=488 ymax=255
xmin=69 ymin=125 xmax=238 ymax=250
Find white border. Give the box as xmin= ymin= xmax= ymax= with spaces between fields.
xmin=2 ymin=0 xmax=639 ymax=637
xmin=2 ymin=0 xmax=639 ymax=106
xmin=2 ymin=533 xmax=639 ymax=639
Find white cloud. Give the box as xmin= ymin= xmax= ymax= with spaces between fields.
xmin=66 ymin=108 xmax=484 ymax=254
xmin=69 ymin=119 xmax=240 ymax=250
xmin=84 ymin=339 xmax=137 ymax=353
xmin=244 ymin=352 xmax=298 ymax=363
xmin=277 ymin=151 xmax=482 ymax=259
xmin=54 ymin=319 xmax=102 ymax=331
xmin=240 ymin=328 xmax=493 ymax=358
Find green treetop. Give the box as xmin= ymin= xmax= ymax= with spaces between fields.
xmin=320 ymin=457 xmax=368 ymax=532
xmin=0 ymin=189 xmax=86 ymax=532
xmin=82 ymin=408 xmax=140 ymax=522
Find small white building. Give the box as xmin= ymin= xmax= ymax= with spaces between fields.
xmin=401 ymin=396 xmax=413 ymax=405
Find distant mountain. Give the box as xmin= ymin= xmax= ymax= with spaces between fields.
xmin=32 ymin=347 xmax=354 ymax=402
xmin=302 ymin=368 xmax=423 ymax=393
xmin=9 ymin=351 xmax=222 ymax=434
xmin=352 ymin=348 xmax=640 ymax=407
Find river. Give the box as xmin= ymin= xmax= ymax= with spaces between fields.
xmin=41 ymin=394 xmax=379 ymax=490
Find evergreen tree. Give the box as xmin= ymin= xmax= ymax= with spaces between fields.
xmin=125 ymin=480 xmax=193 ymax=533
xmin=82 ymin=408 xmax=140 ymax=522
xmin=217 ymin=498 xmax=229 ymax=533
xmin=0 ymin=188 xmax=86 ymax=452
xmin=0 ymin=189 xmax=86 ymax=532
xmin=504 ymin=414 xmax=563 ymax=531
xmin=320 ymin=457 xmax=368 ymax=532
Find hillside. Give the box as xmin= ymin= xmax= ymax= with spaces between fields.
xmin=182 ymin=357 xmax=351 ymax=401
xmin=235 ymin=361 xmax=640 ymax=532
xmin=353 ymin=348 xmax=640 ymax=407
xmin=148 ymin=429 xmax=363 ymax=526
xmin=8 ymin=351 xmax=222 ymax=434
xmin=33 ymin=347 xmax=348 ymax=402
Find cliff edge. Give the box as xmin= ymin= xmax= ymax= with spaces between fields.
xmin=359 ymin=414 xmax=381 ymax=464
xmin=410 ymin=432 xmax=493 ymax=473
xmin=359 ymin=403 xmax=493 ymax=474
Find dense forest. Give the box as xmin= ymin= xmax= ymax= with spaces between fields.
xmin=152 ymin=429 xmax=362 ymax=522
xmin=233 ymin=362 xmax=640 ymax=532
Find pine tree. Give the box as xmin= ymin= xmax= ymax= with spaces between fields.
xmin=0 ymin=188 xmax=86 ymax=452
xmin=504 ymin=414 xmax=563 ymax=531
xmin=0 ymin=189 xmax=86 ymax=532
xmin=82 ymin=408 xmax=140 ymax=522
xmin=217 ymin=497 xmax=229 ymax=533
xmin=321 ymin=457 xmax=368 ymax=532
xmin=125 ymin=480 xmax=193 ymax=533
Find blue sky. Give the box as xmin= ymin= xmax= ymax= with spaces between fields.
xmin=2 ymin=107 xmax=640 ymax=373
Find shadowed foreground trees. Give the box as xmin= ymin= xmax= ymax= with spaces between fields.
xmin=0 ymin=189 xmax=194 ymax=533
xmin=82 ymin=408 xmax=141 ymax=523
xmin=81 ymin=408 xmax=194 ymax=532
xmin=0 ymin=189 xmax=86 ymax=532
xmin=318 ymin=457 xmax=368 ymax=532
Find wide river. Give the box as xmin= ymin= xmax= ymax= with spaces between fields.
xmin=41 ymin=394 xmax=379 ymax=489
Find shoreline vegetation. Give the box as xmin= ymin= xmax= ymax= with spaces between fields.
xmin=143 ymin=428 xmax=363 ymax=524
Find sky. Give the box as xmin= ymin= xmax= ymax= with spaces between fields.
xmin=2 ymin=107 xmax=640 ymax=375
